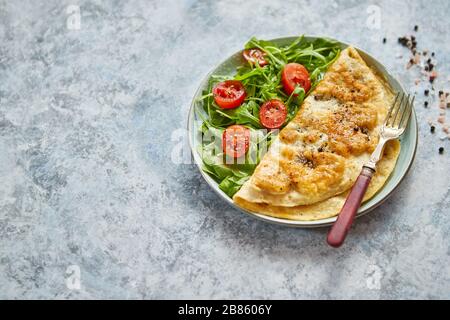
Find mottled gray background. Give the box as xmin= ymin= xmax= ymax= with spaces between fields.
xmin=0 ymin=0 xmax=449 ymax=299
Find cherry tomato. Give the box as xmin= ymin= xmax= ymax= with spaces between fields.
xmin=259 ymin=99 xmax=287 ymax=129
xmin=212 ymin=80 xmax=246 ymax=109
xmin=243 ymin=48 xmax=268 ymax=67
xmin=222 ymin=125 xmax=250 ymax=158
xmin=281 ymin=63 xmax=311 ymax=95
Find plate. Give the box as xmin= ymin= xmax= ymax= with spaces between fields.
xmin=188 ymin=36 xmax=418 ymax=228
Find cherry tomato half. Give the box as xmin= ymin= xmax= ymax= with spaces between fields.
xmin=212 ymin=80 xmax=246 ymax=109
xmin=259 ymin=99 xmax=287 ymax=129
xmin=222 ymin=125 xmax=250 ymax=158
xmin=243 ymin=48 xmax=268 ymax=67
xmin=281 ymin=63 xmax=311 ymax=95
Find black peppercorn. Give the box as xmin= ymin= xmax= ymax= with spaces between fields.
xmin=424 ymin=90 xmax=429 ymax=96
xmin=383 ymin=38 xmax=386 ymax=44
xmin=439 ymin=147 xmax=444 ymax=154
xmin=430 ymin=125 xmax=435 ymax=133
xmin=414 ymin=25 xmax=418 ymax=31
xmin=398 ymin=37 xmax=409 ymax=47
xmin=424 ymin=101 xmax=428 ymax=107
xmin=439 ymin=90 xmax=444 ymax=97
xmin=431 ymin=52 xmax=435 ymax=57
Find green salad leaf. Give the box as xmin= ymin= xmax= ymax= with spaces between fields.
xmin=196 ymin=36 xmax=341 ymax=197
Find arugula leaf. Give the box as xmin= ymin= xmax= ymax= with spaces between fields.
xmin=219 ymin=175 xmax=250 ymax=197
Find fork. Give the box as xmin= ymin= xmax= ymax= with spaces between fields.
xmin=327 ymin=92 xmax=414 ymax=248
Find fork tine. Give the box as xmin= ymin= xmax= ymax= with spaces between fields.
xmin=384 ymin=92 xmax=400 ymax=125
xmin=399 ymin=95 xmax=414 ymax=129
xmin=395 ymin=93 xmax=409 ymax=127
xmin=389 ymin=93 xmax=405 ymax=127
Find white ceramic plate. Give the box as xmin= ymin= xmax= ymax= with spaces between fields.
xmin=188 ymin=36 xmax=418 ymax=227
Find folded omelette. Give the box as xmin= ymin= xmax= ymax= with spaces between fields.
xmin=233 ymin=47 xmax=400 ymax=221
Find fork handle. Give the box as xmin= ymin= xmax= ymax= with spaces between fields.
xmin=327 ymin=167 xmax=374 ymax=248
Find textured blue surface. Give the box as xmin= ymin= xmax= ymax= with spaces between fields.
xmin=0 ymin=0 xmax=449 ymax=299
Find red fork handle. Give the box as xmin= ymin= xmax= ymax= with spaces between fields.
xmin=327 ymin=167 xmax=374 ymax=248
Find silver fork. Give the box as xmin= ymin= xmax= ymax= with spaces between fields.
xmin=327 ymin=92 xmax=414 ymax=248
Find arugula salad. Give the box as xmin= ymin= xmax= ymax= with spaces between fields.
xmin=195 ymin=36 xmax=341 ymax=197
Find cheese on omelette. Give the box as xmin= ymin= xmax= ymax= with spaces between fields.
xmin=233 ymin=47 xmax=401 ymax=220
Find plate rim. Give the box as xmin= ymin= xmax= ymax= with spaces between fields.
xmin=187 ymin=35 xmax=418 ymax=228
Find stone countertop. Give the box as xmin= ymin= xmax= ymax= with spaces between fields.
xmin=0 ymin=0 xmax=449 ymax=299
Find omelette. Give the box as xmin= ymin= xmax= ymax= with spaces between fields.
xmin=233 ymin=47 xmax=400 ymax=221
